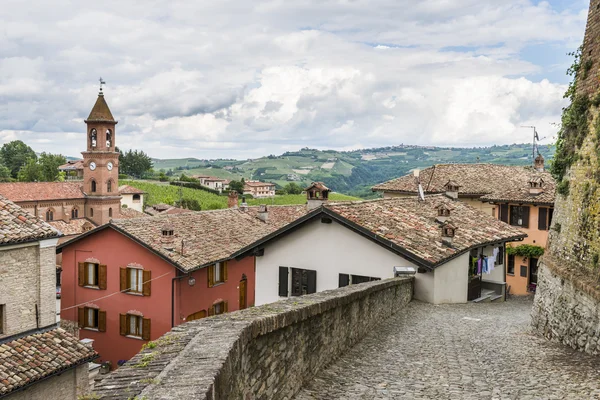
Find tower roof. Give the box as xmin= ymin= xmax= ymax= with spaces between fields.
xmin=86 ymin=93 xmax=115 ymax=122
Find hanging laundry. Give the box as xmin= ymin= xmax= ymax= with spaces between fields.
xmin=477 ymin=258 xmax=483 ymax=274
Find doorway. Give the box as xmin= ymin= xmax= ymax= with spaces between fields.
xmin=529 ymin=257 xmax=539 ymax=292
xmin=239 ymin=278 xmax=247 ymax=309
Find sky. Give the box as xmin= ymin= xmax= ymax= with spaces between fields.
xmin=0 ymin=0 xmax=590 ymax=159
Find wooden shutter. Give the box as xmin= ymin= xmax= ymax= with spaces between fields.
xmin=208 ymin=306 xmax=215 ymax=316
xmin=143 ymin=270 xmax=152 ymax=296
xmin=522 ymin=206 xmax=530 ymax=228
xmin=98 ymin=310 xmax=107 ymax=332
xmin=223 ymin=301 xmax=228 ymax=313
xmin=500 ymin=204 xmax=509 ymax=223
xmin=142 ymin=318 xmax=151 ymax=340
xmin=538 ymin=207 xmax=548 ymax=231
xmin=98 ymin=265 xmax=107 ymax=290
xmin=207 ymin=265 xmax=214 ymax=288
xmin=339 ymin=273 xmax=350 ymax=288
xmin=78 ymin=262 xmax=85 ymax=286
xmin=223 ymin=262 xmax=228 ymax=282
xmin=549 ymin=208 xmax=554 ymax=227
xmin=307 ymin=270 xmax=317 ymax=294
xmin=120 ymin=268 xmax=127 ymax=292
xmin=119 ymin=314 xmax=127 ymax=336
xmin=520 ymin=265 xmax=527 ymax=277
xmin=278 ymin=267 xmax=288 ymax=297
xmin=78 ymin=307 xmax=85 ymax=327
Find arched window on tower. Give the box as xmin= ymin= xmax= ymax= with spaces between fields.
xmin=90 ymin=129 xmax=97 ymax=148
xmin=106 ymin=129 xmax=112 ymax=147
xmin=90 ymin=208 xmax=94 ymax=217
xmin=71 ymin=207 xmax=79 ymax=219
xmin=109 ymin=208 xmax=113 ymax=218
xmin=46 ymin=209 xmax=54 ymax=221
xmin=91 ymin=180 xmax=97 ymax=193
xmin=107 ymin=180 xmax=112 ymax=193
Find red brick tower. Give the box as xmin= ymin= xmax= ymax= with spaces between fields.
xmin=82 ymin=87 xmax=121 ymax=225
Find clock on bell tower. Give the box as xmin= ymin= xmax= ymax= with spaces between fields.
xmin=82 ymin=81 xmax=121 ymax=225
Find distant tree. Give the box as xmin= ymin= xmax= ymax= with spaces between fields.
xmin=0 ymin=165 xmax=11 ymax=182
xmin=284 ymin=182 xmax=303 ymax=194
xmin=38 ymin=152 xmax=66 ymax=182
xmin=228 ymin=180 xmax=245 ymax=194
xmin=178 ymin=198 xmax=201 ymax=211
xmin=0 ymin=140 xmax=37 ymax=178
xmin=17 ymin=159 xmax=42 ymax=182
xmin=119 ymin=149 xmax=154 ymax=178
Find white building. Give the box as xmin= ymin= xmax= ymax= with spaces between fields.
xmin=118 ymin=185 xmax=146 ymax=213
xmin=235 ymin=189 xmax=525 ymax=306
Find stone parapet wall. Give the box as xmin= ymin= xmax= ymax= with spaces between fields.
xmin=94 ymin=277 xmax=414 ymax=400
xmin=532 ymin=257 xmax=600 ymax=355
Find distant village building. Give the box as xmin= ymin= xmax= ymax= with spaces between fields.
xmin=372 ymin=158 xmax=555 ymax=295
xmin=244 ymin=180 xmax=276 ymax=198
xmin=190 ymin=175 xmax=230 ymax=193
xmin=58 ymin=159 xmax=84 ymax=180
xmin=117 ymin=185 xmax=145 ymax=213
xmin=57 ymin=204 xmax=307 ymax=368
xmin=237 ymin=187 xmax=525 ymax=306
xmin=0 ymin=195 xmax=97 ymax=399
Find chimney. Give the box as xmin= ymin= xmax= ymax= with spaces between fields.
xmin=528 ymin=176 xmax=544 ymax=195
xmin=306 ymin=182 xmax=330 ymax=211
xmin=534 ymin=154 xmax=545 ymax=172
xmin=435 ymin=203 xmax=452 ymax=223
xmin=228 ymin=191 xmax=238 ymax=208
xmin=240 ymin=196 xmax=248 ymax=212
xmin=444 ymin=180 xmax=460 ymax=200
xmin=257 ymin=204 xmax=268 ymax=222
xmin=441 ymin=222 xmax=457 ymax=247
xmin=161 ymin=223 xmax=175 ymax=249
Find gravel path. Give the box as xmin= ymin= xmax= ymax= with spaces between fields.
xmin=295 ymin=298 xmax=600 ymax=400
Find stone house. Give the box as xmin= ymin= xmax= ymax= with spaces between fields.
xmin=372 ymin=157 xmax=554 ymax=295
xmin=0 ymin=195 xmax=97 ymax=399
xmin=57 ymin=204 xmax=307 ymax=369
xmin=235 ymin=187 xmax=526 ymax=305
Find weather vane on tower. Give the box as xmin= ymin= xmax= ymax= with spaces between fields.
xmin=99 ymin=77 xmax=106 ymax=94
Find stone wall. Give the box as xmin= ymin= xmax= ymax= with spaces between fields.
xmin=94 ymin=277 xmax=414 ymax=400
xmin=531 ymin=257 xmax=600 ymax=355
xmin=5 ymin=364 xmax=89 ymax=400
xmin=577 ymin=0 xmax=600 ymax=97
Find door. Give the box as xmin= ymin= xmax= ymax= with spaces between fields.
xmin=529 ymin=257 xmax=539 ymax=291
xmin=187 ymin=310 xmax=206 ymax=321
xmin=239 ymin=279 xmax=247 ymax=310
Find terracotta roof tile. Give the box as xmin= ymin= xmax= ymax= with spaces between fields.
xmin=48 ymin=218 xmax=96 ymax=236
xmin=324 ymin=195 xmax=526 ymax=266
xmin=58 ymin=160 xmax=84 ymax=171
xmin=244 ymin=181 xmax=275 ymax=187
xmin=480 ymin=173 xmax=556 ymax=205
xmin=118 ymin=185 xmax=145 ymax=195
xmin=117 ymin=207 xmax=148 ymax=219
xmin=0 ymin=328 xmax=97 ymax=396
xmin=111 ymin=205 xmax=308 ymax=271
xmin=0 ymin=182 xmax=85 ymax=202
xmin=0 ymin=195 xmax=60 ymax=244
xmin=144 ymin=205 xmax=193 ymax=216
xmin=86 ymin=94 xmax=115 ymax=122
xmin=372 ymin=163 xmax=556 ymax=205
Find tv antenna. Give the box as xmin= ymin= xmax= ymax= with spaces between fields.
xmin=521 ymin=126 xmax=540 ymax=161
xmin=99 ymin=77 xmax=106 ymax=94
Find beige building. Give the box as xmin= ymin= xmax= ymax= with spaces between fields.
xmin=0 ymin=195 xmax=97 ymax=399
xmin=244 ymin=180 xmax=276 ymax=198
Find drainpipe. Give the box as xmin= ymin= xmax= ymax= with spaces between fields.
xmin=171 ymin=273 xmax=188 ymax=328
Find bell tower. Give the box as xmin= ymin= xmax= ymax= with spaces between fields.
xmin=82 ymin=81 xmax=121 ymax=225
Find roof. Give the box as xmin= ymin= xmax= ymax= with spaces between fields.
xmin=58 ymin=160 xmax=84 ymax=171
xmin=0 ymin=327 xmax=98 ymax=397
xmin=118 ymin=185 xmax=145 ymax=195
xmin=144 ymin=204 xmax=193 ymax=216
xmin=86 ymin=93 xmax=115 ymax=122
xmin=236 ymin=196 xmax=526 ymax=269
xmin=479 ymin=174 xmax=556 ymax=206
xmin=305 ymin=182 xmax=330 ymax=191
xmin=244 ymin=181 xmax=275 ymax=187
xmin=47 ymin=218 xmax=96 ymax=236
xmin=0 ymin=182 xmax=85 ymax=202
xmin=0 ymin=195 xmax=60 ymax=245
xmin=372 ymin=163 xmax=555 ymax=204
xmin=61 ymin=205 xmax=308 ymax=272
xmin=118 ymin=207 xmax=148 ymax=219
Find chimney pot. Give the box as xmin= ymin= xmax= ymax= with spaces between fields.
xmin=228 ymin=191 xmax=239 ymax=209
xmin=534 ymin=154 xmax=545 ymax=172
xmin=258 ymin=204 xmax=268 ymax=222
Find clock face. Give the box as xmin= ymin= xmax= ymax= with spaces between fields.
xmin=107 ymin=162 xmax=113 ymax=171
xmin=89 ymin=162 xmax=96 ymax=171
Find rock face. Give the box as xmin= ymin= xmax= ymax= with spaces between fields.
xmin=532 ymin=0 xmax=600 ymax=355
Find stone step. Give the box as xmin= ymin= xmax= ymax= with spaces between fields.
xmin=472 ymin=294 xmax=492 ymax=303
xmin=490 ymin=294 xmax=504 ymax=302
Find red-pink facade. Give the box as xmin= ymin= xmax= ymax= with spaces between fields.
xmin=61 ymin=227 xmax=255 ymax=368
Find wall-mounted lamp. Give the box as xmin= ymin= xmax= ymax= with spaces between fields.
xmin=188 ymin=276 xmax=196 ymax=286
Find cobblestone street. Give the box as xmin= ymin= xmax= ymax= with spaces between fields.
xmin=295 ymin=298 xmax=600 ymax=400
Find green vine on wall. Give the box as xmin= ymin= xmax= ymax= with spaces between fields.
xmin=506 ymin=244 xmax=545 ymax=259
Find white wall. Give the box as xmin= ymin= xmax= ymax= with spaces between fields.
xmin=480 ymin=245 xmax=505 ymax=284
xmin=255 ymin=218 xmax=419 ymax=306
xmin=433 ymin=253 xmax=469 ymax=304
xmin=120 ymin=194 xmax=144 ymax=213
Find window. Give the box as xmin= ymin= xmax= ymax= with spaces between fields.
xmin=120 ymin=267 xmax=151 ymax=296
xmin=78 ymin=307 xmax=106 ymax=331
xmin=120 ymin=314 xmax=150 ymax=340
xmin=71 ymin=207 xmax=79 ymax=219
xmin=338 ymin=274 xmax=381 ymax=287
xmin=498 ymin=204 xmax=509 ymax=223
xmin=90 ymin=129 xmax=97 ymax=147
xmin=90 ymin=208 xmax=94 ymax=217
xmin=291 ymin=268 xmax=317 ymax=296
xmin=133 ymin=194 xmax=141 ymax=203
xmin=208 ymin=262 xmax=227 ymax=287
xmin=0 ymin=304 xmax=4 ymax=334
xmin=496 ymin=246 xmax=505 ymax=266
xmin=507 ymin=254 xmax=515 ymax=275
xmin=78 ymin=262 xmax=107 ymax=289
xmin=91 ymin=180 xmax=97 ymax=193
xmin=538 ymin=207 xmax=554 ymax=231
xmin=209 ymin=301 xmax=228 ymax=316
xmin=45 ymin=209 xmax=53 ymax=221
xmin=109 ymin=208 xmax=113 ymax=218
xmin=106 ymin=129 xmax=112 ymax=147
xmin=107 ymin=180 xmax=112 ymax=193
xmin=509 ymin=205 xmax=530 ymax=228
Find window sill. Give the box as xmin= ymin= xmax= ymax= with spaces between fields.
xmin=125 ymin=335 xmax=144 ymax=340
xmin=125 ymin=291 xmax=144 ymax=296
xmin=84 ymin=285 xmax=100 ymax=290
xmin=507 ymin=273 xmax=515 ymax=276
xmin=83 ymin=327 xmax=99 ymax=332
xmin=211 ymin=282 xmax=226 ymax=288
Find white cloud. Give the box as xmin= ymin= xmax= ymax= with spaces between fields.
xmin=0 ymin=0 xmax=588 ymax=158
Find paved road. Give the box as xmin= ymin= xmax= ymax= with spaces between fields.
xmin=295 ymin=298 xmax=600 ymax=400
